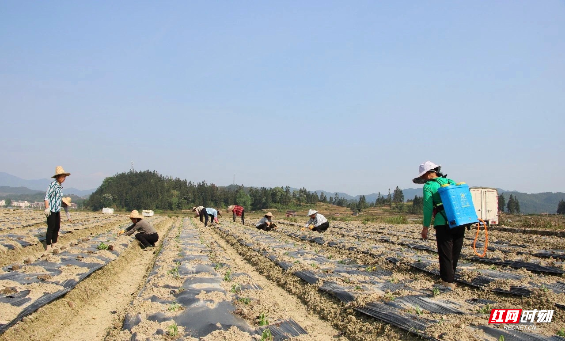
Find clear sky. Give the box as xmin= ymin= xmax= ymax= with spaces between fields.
xmin=1 ymin=1 xmax=564 ymax=195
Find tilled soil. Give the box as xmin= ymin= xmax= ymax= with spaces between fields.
xmin=1 ymin=209 xmax=564 ymax=341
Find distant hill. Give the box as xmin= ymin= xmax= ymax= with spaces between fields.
xmin=0 ymin=172 xmax=95 ymax=197
xmin=497 ymin=190 xmax=565 ymax=214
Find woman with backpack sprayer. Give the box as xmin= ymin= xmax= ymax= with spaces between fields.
xmin=413 ymin=161 xmax=463 ymax=290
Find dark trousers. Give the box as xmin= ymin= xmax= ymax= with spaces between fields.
xmin=256 ymin=222 xmax=273 ymax=231
xmin=312 ymin=221 xmax=329 ymax=233
xmin=200 ymin=210 xmax=215 ymax=226
xmin=135 ymin=232 xmax=159 ymax=247
xmin=233 ymin=210 xmax=245 ymax=224
xmin=46 ymin=211 xmax=61 ymax=245
xmin=434 ymin=225 xmax=465 ymax=283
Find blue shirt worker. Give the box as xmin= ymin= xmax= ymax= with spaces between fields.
xmin=43 ymin=166 xmax=70 ymax=253
xmin=200 ymin=207 xmax=220 ymax=227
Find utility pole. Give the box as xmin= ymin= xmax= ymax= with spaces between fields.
xmin=389 ymin=188 xmax=392 ymax=208
xmin=130 ymin=161 xmax=135 ymax=172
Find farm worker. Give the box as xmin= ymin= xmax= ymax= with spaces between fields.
xmin=256 ymin=212 xmax=276 ymax=231
xmin=413 ymin=161 xmax=461 ymax=290
xmin=43 ymin=166 xmax=70 ymax=253
xmin=200 ymin=207 xmax=220 ymax=227
xmin=227 ymin=205 xmax=245 ymax=224
xmin=192 ymin=206 xmax=204 ymax=218
xmin=303 ymin=209 xmax=329 ymax=233
xmin=122 ymin=210 xmax=159 ymax=249
xmin=61 ymin=197 xmax=73 ymax=222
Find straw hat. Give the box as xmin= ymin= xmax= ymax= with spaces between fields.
xmin=412 ymin=161 xmax=440 ymax=184
xmin=227 ymin=205 xmax=235 ymax=212
xmin=265 ymin=212 xmax=273 ymax=217
xmin=62 ymin=197 xmax=72 ymax=206
xmin=129 ymin=210 xmax=143 ymax=219
xmin=52 ymin=166 xmax=71 ymax=178
xmin=308 ymin=209 xmax=318 ymax=216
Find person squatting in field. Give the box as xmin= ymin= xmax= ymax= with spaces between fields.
xmin=44 ymin=166 xmax=71 ymax=254
xmin=227 ymin=205 xmax=245 ymax=224
xmin=120 ymin=210 xmax=159 ymax=249
xmin=200 ymin=207 xmax=220 ymax=227
xmin=256 ymin=212 xmax=276 ymax=231
xmin=413 ymin=161 xmax=463 ymax=290
xmin=303 ymin=209 xmax=329 ymax=233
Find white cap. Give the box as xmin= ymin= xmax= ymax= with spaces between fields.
xmin=308 ymin=209 xmax=318 ymax=216
xmin=412 ymin=161 xmax=440 ymax=184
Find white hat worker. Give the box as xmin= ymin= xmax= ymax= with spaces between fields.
xmin=307 ymin=209 xmax=318 ymax=216
xmin=412 ymin=161 xmax=440 ymax=184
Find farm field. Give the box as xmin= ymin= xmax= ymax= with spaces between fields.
xmin=0 ymin=208 xmax=564 ymax=340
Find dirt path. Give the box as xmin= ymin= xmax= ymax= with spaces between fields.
xmin=0 ymin=217 xmax=174 ymax=341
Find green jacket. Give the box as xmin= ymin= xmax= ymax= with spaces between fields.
xmin=423 ymin=177 xmax=456 ymax=227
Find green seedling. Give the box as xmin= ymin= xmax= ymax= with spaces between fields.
xmin=238 ymin=297 xmax=251 ymax=305
xmin=432 ymin=287 xmax=440 ymax=297
xmin=478 ymin=304 xmax=492 ymax=314
xmin=168 ymin=322 xmax=178 ymax=337
xmin=230 ymin=284 xmax=242 ymax=293
xmin=294 ymin=260 xmax=300 ymax=264
xmin=97 ymin=242 xmax=109 ymax=250
xmin=258 ymin=312 xmax=269 ymax=326
xmin=214 ymin=263 xmax=223 ymax=270
xmin=310 ymin=263 xmax=318 ymax=268
xmin=389 ymin=277 xmax=399 ymax=284
xmin=541 ymin=284 xmax=548 ymax=292
xmin=498 ymin=336 xmax=504 ymax=341
xmin=557 ymin=329 xmax=565 ymax=337
xmin=338 ymin=260 xmax=346 ymax=265
xmin=490 ymin=265 xmax=497 ymax=270
xmin=168 ymin=302 xmax=181 ymax=311
xmin=415 ymin=306 xmax=423 ymax=315
xmin=224 ymin=270 xmax=232 ymax=282
xmin=261 ymin=328 xmax=273 ymax=341
xmin=385 ymin=292 xmax=395 ymax=301
xmin=327 ymin=255 xmax=333 ymax=259
xmin=355 ymin=285 xmax=362 ymax=291
xmin=168 ymin=262 xmax=181 ymax=279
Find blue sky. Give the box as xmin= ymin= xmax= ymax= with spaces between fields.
xmin=1 ymin=1 xmax=564 ymax=194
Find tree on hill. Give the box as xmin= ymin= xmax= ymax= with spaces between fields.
xmin=410 ymin=195 xmax=423 ymax=214
xmin=498 ymin=194 xmax=505 ymax=213
xmin=507 ymin=194 xmax=521 ymax=214
xmin=392 ymin=186 xmax=404 ymax=203
xmin=557 ymin=199 xmax=565 ymax=215
xmin=358 ymin=195 xmax=368 ymax=210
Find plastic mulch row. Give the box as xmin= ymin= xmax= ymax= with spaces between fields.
xmin=0 ymin=231 xmax=129 ymax=335
xmin=218 ymin=225 xmax=448 ymax=340
xmin=124 ymin=219 xmax=309 ymax=340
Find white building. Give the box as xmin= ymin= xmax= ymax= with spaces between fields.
xmin=12 ymin=201 xmax=31 ymax=208
xmin=0 ymin=200 xmax=5 ymax=207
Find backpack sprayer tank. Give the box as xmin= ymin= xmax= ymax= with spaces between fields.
xmin=437 ymin=183 xmax=479 ymax=228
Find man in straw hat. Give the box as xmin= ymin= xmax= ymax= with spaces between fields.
xmin=412 ymin=161 xmax=461 ymax=290
xmin=120 ymin=210 xmax=159 ymax=249
xmin=43 ymin=166 xmax=70 ymax=253
xmin=303 ymin=209 xmax=329 ymax=233
xmin=227 ymin=205 xmax=245 ymax=224
xmin=256 ymin=212 xmax=276 ymax=231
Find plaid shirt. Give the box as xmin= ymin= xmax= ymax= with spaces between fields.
xmin=232 ymin=205 xmax=244 ymax=216
xmin=44 ymin=180 xmax=63 ymax=212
